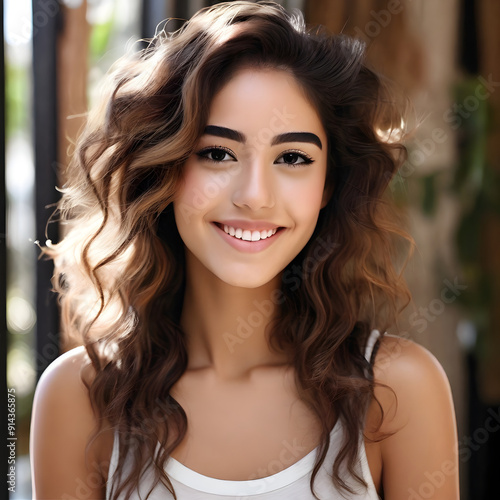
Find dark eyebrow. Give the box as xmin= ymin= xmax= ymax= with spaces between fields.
xmin=271 ymin=132 xmax=322 ymax=150
xmin=204 ymin=125 xmax=246 ymax=143
xmin=203 ymin=126 xmax=323 ymax=150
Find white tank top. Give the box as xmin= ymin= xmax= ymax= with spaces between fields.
xmin=106 ymin=330 xmax=382 ymax=500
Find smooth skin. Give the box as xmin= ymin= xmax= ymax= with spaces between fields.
xmin=31 ymin=69 xmax=459 ymax=499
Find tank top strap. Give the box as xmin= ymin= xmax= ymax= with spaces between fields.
xmin=106 ymin=430 xmax=120 ymax=500
xmin=364 ymin=329 xmax=382 ymax=366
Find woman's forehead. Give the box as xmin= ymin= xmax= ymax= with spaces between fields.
xmin=206 ymin=68 xmax=327 ymax=143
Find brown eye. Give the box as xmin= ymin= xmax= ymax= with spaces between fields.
xmin=283 ymin=153 xmax=300 ymax=164
xmin=210 ymin=149 xmax=229 ymax=162
xmin=196 ymin=146 xmax=236 ymax=163
xmin=275 ymin=150 xmax=314 ymax=166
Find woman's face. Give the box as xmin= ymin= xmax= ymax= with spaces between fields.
xmin=174 ymin=68 xmax=329 ymax=288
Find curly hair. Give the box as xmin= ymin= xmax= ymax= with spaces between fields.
xmin=44 ymin=1 xmax=412 ymax=498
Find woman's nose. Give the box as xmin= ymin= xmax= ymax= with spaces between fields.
xmin=231 ymin=157 xmax=275 ymax=211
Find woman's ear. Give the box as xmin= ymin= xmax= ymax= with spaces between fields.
xmin=321 ymin=181 xmax=334 ymax=209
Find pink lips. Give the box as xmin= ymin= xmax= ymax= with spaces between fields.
xmin=211 ymin=221 xmax=284 ymax=253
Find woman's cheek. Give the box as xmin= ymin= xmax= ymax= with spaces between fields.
xmin=283 ymin=175 xmax=326 ymax=221
xmin=179 ymin=163 xmax=237 ymax=211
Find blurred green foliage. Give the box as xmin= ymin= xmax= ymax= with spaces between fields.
xmin=451 ymin=78 xmax=500 ymax=352
xmin=6 ymin=63 xmax=30 ymax=139
xmin=90 ymin=19 xmax=114 ymax=63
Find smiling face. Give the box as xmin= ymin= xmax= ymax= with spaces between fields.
xmin=173 ymin=67 xmax=329 ymax=288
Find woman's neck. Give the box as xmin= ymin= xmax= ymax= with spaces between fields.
xmin=180 ymin=251 xmax=290 ymax=380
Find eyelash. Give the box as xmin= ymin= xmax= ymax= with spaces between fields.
xmin=196 ymin=146 xmax=236 ymax=164
xmin=195 ymin=146 xmax=315 ymax=167
xmin=277 ymin=149 xmax=314 ymax=166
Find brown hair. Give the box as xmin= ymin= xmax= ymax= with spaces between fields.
xmin=44 ymin=1 xmax=411 ymax=498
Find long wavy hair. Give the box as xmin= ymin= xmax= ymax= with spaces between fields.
xmin=44 ymin=1 xmax=412 ymax=498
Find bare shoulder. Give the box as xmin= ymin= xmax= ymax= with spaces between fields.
xmin=374 ymin=334 xmax=451 ymax=397
xmin=367 ymin=333 xmax=456 ymax=433
xmin=31 ymin=346 xmax=112 ymax=499
xmin=32 ymin=346 xmax=97 ymax=430
xmin=34 ymin=345 xmax=94 ymax=396
xmin=366 ymin=334 xmax=460 ymax=499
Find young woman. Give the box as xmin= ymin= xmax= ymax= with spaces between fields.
xmin=30 ymin=2 xmax=459 ymax=499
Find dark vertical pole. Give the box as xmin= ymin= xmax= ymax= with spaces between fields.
xmin=457 ymin=1 xmax=479 ymax=498
xmin=1 ymin=2 xmax=9 ymax=498
xmin=33 ymin=1 xmax=62 ymax=379
xmin=459 ymin=0 xmax=479 ymax=75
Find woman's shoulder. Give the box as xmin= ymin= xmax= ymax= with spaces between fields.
xmin=365 ymin=332 xmax=455 ymax=443
xmin=31 ymin=345 xmax=100 ymax=450
xmin=373 ymin=333 xmax=452 ymax=396
xmin=31 ymin=346 xmax=113 ymax=498
xmin=365 ymin=333 xmax=459 ymax=498
xmin=33 ymin=345 xmax=96 ymax=407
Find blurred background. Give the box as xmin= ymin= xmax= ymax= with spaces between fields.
xmin=2 ymin=0 xmax=499 ymax=498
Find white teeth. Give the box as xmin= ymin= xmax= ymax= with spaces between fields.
xmin=221 ymin=224 xmax=278 ymax=241
xmin=242 ymin=230 xmax=252 ymax=241
xmin=251 ymin=230 xmax=261 ymax=241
